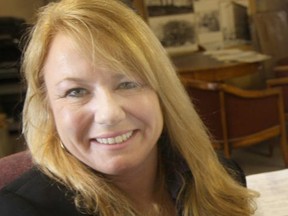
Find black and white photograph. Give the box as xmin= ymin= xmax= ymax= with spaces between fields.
xmin=149 ymin=13 xmax=198 ymax=54
xmin=146 ymin=0 xmax=194 ymax=17
xmin=194 ymin=0 xmax=223 ymax=45
xmin=197 ymin=10 xmax=220 ymax=33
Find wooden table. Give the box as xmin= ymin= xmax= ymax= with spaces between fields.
xmin=172 ymin=52 xmax=260 ymax=82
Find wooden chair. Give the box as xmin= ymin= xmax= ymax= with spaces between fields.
xmin=182 ymin=78 xmax=288 ymax=167
xmin=267 ymin=77 xmax=288 ymax=121
xmin=272 ymin=58 xmax=288 ymax=78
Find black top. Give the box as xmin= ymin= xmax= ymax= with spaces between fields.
xmin=0 ymin=156 xmax=246 ymax=216
xmin=0 ymin=167 xmax=86 ymax=216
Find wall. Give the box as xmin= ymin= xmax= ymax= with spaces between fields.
xmin=249 ymin=0 xmax=288 ymax=80
xmin=250 ymin=0 xmax=288 ymax=14
xmin=0 ymin=0 xmax=47 ymax=23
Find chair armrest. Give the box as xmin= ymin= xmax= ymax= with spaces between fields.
xmin=222 ymin=83 xmax=282 ymax=99
xmin=267 ymin=77 xmax=288 ymax=87
xmin=180 ymin=77 xmax=221 ymax=91
xmin=274 ymin=65 xmax=288 ymax=72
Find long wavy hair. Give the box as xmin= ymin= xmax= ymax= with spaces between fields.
xmin=22 ymin=0 xmax=257 ymax=215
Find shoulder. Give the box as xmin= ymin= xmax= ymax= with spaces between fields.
xmin=0 ymin=167 xmax=86 ymax=216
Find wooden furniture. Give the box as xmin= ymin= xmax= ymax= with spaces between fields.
xmin=267 ymin=58 xmax=288 ymax=121
xmin=267 ymin=77 xmax=288 ymax=121
xmin=270 ymin=58 xmax=288 ymax=78
xmin=172 ymin=52 xmax=260 ymax=82
xmin=182 ymin=78 xmax=288 ymax=167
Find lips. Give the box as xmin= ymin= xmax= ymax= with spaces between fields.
xmin=95 ymin=131 xmax=133 ymax=145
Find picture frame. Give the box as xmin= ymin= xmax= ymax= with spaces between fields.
xmin=132 ymin=0 xmax=199 ymax=56
xmin=194 ymin=0 xmax=223 ymax=47
xmin=131 ymin=1 xmax=234 ymax=55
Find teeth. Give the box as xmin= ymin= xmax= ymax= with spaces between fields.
xmin=96 ymin=131 xmax=133 ymax=145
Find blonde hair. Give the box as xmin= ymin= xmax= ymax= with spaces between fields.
xmin=22 ymin=0 xmax=257 ymax=215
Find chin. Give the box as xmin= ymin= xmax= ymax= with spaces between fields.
xmin=98 ymin=161 xmax=139 ymax=177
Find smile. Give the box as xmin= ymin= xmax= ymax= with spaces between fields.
xmin=95 ymin=131 xmax=133 ymax=145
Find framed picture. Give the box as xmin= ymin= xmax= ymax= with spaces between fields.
xmin=133 ymin=0 xmax=199 ymax=56
xmin=194 ymin=0 xmax=223 ymax=46
xmin=149 ymin=13 xmax=198 ymax=55
xmin=132 ymin=0 xmax=228 ymax=55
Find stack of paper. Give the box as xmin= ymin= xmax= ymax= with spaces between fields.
xmin=247 ymin=169 xmax=288 ymax=216
xmin=203 ymin=49 xmax=270 ymax=63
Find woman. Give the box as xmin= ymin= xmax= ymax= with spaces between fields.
xmin=0 ymin=0 xmax=257 ymax=215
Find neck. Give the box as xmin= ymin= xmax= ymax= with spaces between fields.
xmin=108 ymin=149 xmax=176 ymax=215
xmin=113 ymin=153 xmax=159 ymax=205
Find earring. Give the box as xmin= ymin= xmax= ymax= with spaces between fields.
xmin=60 ymin=142 xmax=65 ymax=149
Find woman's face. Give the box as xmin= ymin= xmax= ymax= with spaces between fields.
xmin=43 ymin=33 xmax=163 ymax=177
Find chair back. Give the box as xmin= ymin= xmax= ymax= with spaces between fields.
xmin=183 ymin=79 xmax=224 ymax=148
xmin=182 ymin=78 xmax=288 ymax=167
xmin=267 ymin=77 xmax=288 ymax=120
xmin=0 ymin=151 xmax=33 ymax=189
xmin=222 ymin=84 xmax=281 ymax=140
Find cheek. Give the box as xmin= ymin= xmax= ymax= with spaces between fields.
xmin=52 ymin=105 xmax=88 ymax=140
xmin=133 ymin=93 xmax=163 ymax=133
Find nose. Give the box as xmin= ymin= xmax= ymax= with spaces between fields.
xmin=93 ymin=89 xmax=126 ymax=126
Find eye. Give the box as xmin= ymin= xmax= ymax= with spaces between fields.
xmin=65 ymin=88 xmax=88 ymax=98
xmin=117 ymin=81 xmax=140 ymax=90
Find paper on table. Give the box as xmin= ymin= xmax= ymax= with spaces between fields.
xmin=203 ymin=49 xmax=270 ymax=63
xmin=246 ymin=169 xmax=288 ymax=216
xmin=203 ymin=49 xmax=242 ymax=56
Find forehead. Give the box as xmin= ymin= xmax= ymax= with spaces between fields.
xmin=44 ymin=33 xmax=85 ymax=67
xmin=44 ymin=33 xmax=139 ymax=80
xmin=46 ymin=33 xmax=89 ymax=63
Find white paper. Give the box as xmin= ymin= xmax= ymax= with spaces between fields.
xmin=203 ymin=49 xmax=270 ymax=63
xmin=247 ymin=169 xmax=288 ymax=216
xmin=203 ymin=48 xmax=242 ymax=55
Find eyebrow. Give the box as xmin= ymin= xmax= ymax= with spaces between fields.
xmin=56 ymin=73 xmax=133 ymax=85
xmin=56 ymin=77 xmax=87 ymax=86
